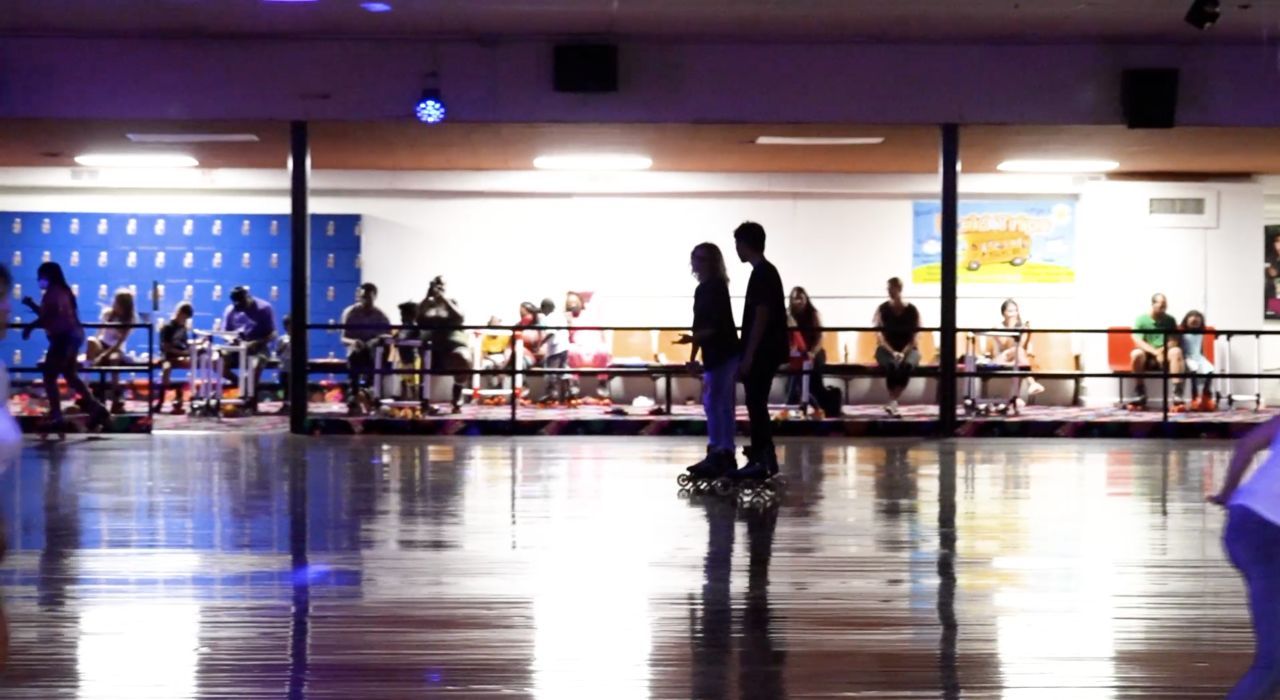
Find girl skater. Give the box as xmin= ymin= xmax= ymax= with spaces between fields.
xmin=1182 ymin=310 xmax=1216 ymax=411
xmin=0 ymin=263 xmax=21 ymax=672
xmin=1210 ymin=415 xmax=1280 ymax=699
xmin=678 ymin=243 xmax=739 ymax=478
xmin=21 ymin=262 xmax=109 ymax=429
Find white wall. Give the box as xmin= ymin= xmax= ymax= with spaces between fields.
xmin=0 ymin=171 xmax=1265 ymax=406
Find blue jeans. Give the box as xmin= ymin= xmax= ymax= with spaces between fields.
xmin=703 ymin=357 xmax=738 ymax=453
xmin=1225 ymin=504 xmax=1280 ymax=700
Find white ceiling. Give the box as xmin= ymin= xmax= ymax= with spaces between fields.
xmin=3 ymin=0 xmax=1279 ymax=41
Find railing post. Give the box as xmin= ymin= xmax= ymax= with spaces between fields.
xmin=938 ymin=125 xmax=960 ymax=435
xmin=288 ymin=121 xmax=310 ymax=435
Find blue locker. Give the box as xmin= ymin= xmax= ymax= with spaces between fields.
xmin=310 ymin=248 xmax=361 ymax=283
xmin=192 ymin=215 xmax=230 ymax=251
xmin=311 ymin=215 xmax=361 ymax=251
xmin=108 ymin=215 xmax=145 ymax=250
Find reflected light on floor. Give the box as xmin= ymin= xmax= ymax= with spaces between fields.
xmin=77 ymin=603 xmax=201 ymax=700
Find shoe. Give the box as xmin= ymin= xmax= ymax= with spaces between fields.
xmin=884 ymin=404 xmax=902 ymax=418
xmin=688 ymin=451 xmax=735 ymax=480
xmin=734 ymin=447 xmax=778 ymax=480
xmin=1203 ymin=397 xmax=1218 ymax=412
xmin=170 ymin=403 xmax=186 ymax=416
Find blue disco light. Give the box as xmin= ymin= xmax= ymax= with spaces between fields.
xmin=361 ymin=2 xmax=393 ymax=11
xmin=415 ymin=89 xmax=446 ymax=124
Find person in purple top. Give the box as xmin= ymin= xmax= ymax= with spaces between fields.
xmin=221 ymin=286 xmax=277 ymax=411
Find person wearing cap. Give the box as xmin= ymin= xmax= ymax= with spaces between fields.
xmin=222 ymin=286 xmax=277 ymax=411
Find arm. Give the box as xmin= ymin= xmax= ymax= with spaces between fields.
xmin=1132 ymin=322 xmax=1158 ymax=355
xmin=1211 ymin=417 xmax=1280 ymax=504
xmin=809 ymin=311 xmax=825 ymax=358
xmin=873 ymin=308 xmax=892 ymax=352
xmin=340 ymin=308 xmax=359 ymax=347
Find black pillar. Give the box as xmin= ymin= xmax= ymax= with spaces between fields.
xmin=289 ymin=122 xmax=310 ymax=435
xmin=938 ymin=124 xmax=960 ymax=435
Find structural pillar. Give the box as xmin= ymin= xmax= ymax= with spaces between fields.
xmin=938 ymin=124 xmax=960 ymax=435
xmin=289 ymin=122 xmax=310 ymax=435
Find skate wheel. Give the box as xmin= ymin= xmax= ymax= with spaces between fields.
xmin=749 ymin=494 xmax=769 ymax=509
xmin=713 ymin=478 xmax=734 ymax=496
xmin=677 ymin=488 xmax=692 ymax=499
xmin=676 ymin=473 xmax=693 ymax=488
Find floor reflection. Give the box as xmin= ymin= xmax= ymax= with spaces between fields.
xmin=0 ymin=437 xmax=1256 ymax=698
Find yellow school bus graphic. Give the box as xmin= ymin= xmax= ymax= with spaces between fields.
xmin=960 ymin=229 xmax=1032 ymax=271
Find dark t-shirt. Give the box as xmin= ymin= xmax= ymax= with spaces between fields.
xmin=878 ymin=301 xmax=920 ymax=352
xmin=741 ymin=259 xmax=790 ymax=367
xmin=693 ymin=278 xmax=739 ymax=369
xmin=159 ymin=319 xmax=189 ymax=354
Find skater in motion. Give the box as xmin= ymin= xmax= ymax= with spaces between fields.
xmin=0 ymin=263 xmax=16 ymax=672
xmin=734 ymin=222 xmax=789 ymax=479
xmin=1210 ymin=414 xmax=1280 ymax=700
xmin=678 ymin=242 xmax=739 ymax=479
xmin=21 ymin=262 xmax=109 ymax=429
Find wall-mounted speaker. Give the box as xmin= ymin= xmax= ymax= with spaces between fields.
xmin=1121 ymin=69 xmax=1179 ymax=129
xmin=554 ymin=44 xmax=618 ymax=93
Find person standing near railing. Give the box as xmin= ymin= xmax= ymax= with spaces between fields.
xmin=785 ymin=286 xmax=824 ymax=408
xmin=734 ymin=222 xmax=789 ymax=479
xmin=21 ymin=262 xmax=109 ymax=429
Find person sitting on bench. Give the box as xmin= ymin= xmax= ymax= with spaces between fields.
xmin=1181 ymin=310 xmax=1216 ymax=411
xmin=154 ymin=301 xmax=194 ymax=414
xmin=340 ymin=282 xmax=391 ymax=416
xmin=873 ymin=277 xmax=921 ymax=418
xmin=1130 ymin=292 xmax=1184 ymax=406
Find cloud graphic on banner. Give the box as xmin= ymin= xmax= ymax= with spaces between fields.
xmin=922 ymin=239 xmax=942 ymax=255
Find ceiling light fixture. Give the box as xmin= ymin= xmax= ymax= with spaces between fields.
xmin=533 ymin=155 xmax=653 ymax=171
xmin=127 ymin=133 xmax=259 ymax=144
xmin=360 ymin=2 xmax=393 ymax=11
xmin=754 ymin=136 xmax=885 ymax=146
xmin=414 ymin=89 xmax=447 ymax=124
xmin=996 ymin=159 xmax=1119 ymax=173
xmin=1185 ymin=0 xmax=1221 ymax=29
xmin=74 ymin=154 xmax=200 ymax=168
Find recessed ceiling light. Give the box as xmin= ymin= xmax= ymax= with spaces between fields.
xmin=361 ymin=1 xmax=393 ymax=10
xmin=996 ymin=159 xmax=1119 ymax=173
xmin=754 ymin=136 xmax=885 ymax=146
xmin=74 ymin=154 xmax=200 ymax=168
xmin=126 ymin=133 xmax=259 ymax=144
xmin=533 ymin=155 xmax=653 ymax=171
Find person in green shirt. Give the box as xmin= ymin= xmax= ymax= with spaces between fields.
xmin=1130 ymin=292 xmax=1185 ymax=403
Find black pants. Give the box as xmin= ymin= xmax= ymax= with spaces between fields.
xmin=743 ymin=364 xmax=777 ymax=458
xmin=347 ymin=346 xmax=374 ymax=403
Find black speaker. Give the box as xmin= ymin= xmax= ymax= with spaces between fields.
xmin=1121 ymin=69 xmax=1179 ymax=129
xmin=554 ymin=44 xmax=618 ymax=93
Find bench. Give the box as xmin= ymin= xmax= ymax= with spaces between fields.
xmin=1107 ymin=325 xmax=1216 ymax=402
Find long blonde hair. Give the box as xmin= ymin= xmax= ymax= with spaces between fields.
xmin=690 ymin=242 xmax=728 ymax=284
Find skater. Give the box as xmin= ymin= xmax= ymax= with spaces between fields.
xmin=1209 ymin=415 xmax=1280 ymax=700
xmin=1182 ymin=310 xmax=1216 ymax=412
xmin=677 ymin=242 xmax=739 ymax=479
xmin=1129 ymin=292 xmax=1183 ymax=408
xmin=536 ymin=298 xmax=570 ymax=403
xmin=22 ymin=262 xmax=109 ymax=429
xmin=154 ymin=301 xmax=194 ymax=414
xmin=733 ymin=222 xmax=789 ymax=479
xmin=0 ymin=262 xmax=16 ymax=673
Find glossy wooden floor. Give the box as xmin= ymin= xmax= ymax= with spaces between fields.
xmin=0 ymin=436 xmax=1254 ymax=698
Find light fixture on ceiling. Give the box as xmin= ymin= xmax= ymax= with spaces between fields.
xmin=127 ymin=133 xmax=259 ymax=144
xmin=996 ymin=159 xmax=1119 ymax=173
xmin=1185 ymin=0 xmax=1220 ymax=29
xmin=414 ymin=88 xmax=447 ymax=124
xmin=533 ymin=155 xmax=653 ymax=171
xmin=74 ymin=154 xmax=200 ymax=168
xmin=754 ymin=136 xmax=884 ymax=146
xmin=360 ymin=1 xmax=392 ymax=11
